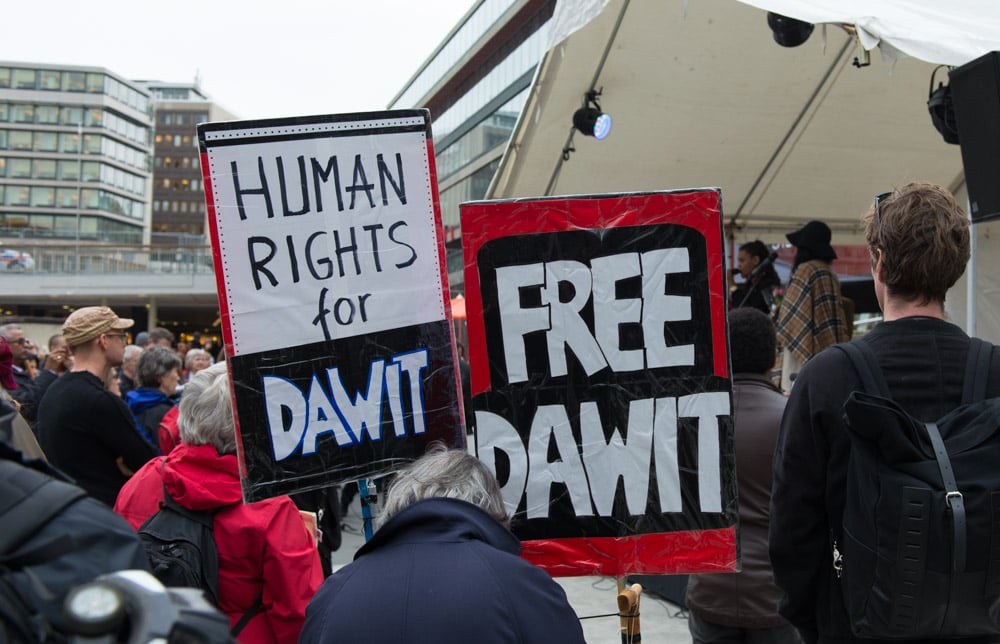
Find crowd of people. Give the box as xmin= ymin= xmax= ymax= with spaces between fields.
xmin=0 ymin=182 xmax=996 ymax=644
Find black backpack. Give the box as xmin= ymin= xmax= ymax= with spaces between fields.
xmin=835 ymin=338 xmax=1000 ymax=638
xmin=138 ymin=475 xmax=260 ymax=635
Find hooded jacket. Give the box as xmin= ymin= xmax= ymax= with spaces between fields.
xmin=301 ymin=497 xmax=585 ymax=644
xmin=114 ymin=442 xmax=322 ymax=643
xmin=125 ymin=387 xmax=172 ymax=452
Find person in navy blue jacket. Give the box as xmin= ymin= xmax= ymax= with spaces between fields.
xmin=301 ymin=445 xmax=586 ymax=644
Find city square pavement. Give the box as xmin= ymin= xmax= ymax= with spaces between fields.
xmin=332 ymin=500 xmax=694 ymax=643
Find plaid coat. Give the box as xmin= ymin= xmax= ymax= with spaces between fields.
xmin=776 ymin=260 xmax=850 ymax=364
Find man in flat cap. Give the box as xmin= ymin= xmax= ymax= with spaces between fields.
xmin=37 ymin=306 xmax=157 ymax=505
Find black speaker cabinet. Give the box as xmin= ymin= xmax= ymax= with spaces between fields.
xmin=950 ymin=52 xmax=1000 ymax=223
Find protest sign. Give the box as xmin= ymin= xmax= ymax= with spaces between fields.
xmin=198 ymin=110 xmax=465 ymax=502
xmin=461 ymin=190 xmax=736 ymax=576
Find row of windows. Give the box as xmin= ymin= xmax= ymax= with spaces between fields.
xmin=154 ymin=155 xmax=200 ymax=171
xmin=153 ymin=200 xmax=206 ymax=214
xmin=0 ymin=157 xmax=146 ymax=196
xmin=0 ymin=212 xmax=141 ymax=243
xmin=159 ymin=177 xmax=200 ymax=191
xmin=0 ymin=67 xmax=150 ymax=115
xmin=0 ymin=129 xmax=149 ymax=172
xmin=436 ymin=98 xmax=523 ymax=179
xmin=0 ymin=184 xmax=145 ymax=219
xmin=159 ymin=112 xmax=208 ymax=126
xmin=154 ymin=133 xmax=195 ymax=148
xmin=0 ymin=103 xmax=150 ymax=146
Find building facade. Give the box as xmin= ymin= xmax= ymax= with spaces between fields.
xmin=389 ymin=0 xmax=555 ymax=286
xmin=139 ymin=81 xmax=236 ymax=241
xmin=0 ymin=62 xmax=154 ymax=245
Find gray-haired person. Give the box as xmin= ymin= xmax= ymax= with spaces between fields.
xmin=124 ymin=345 xmax=181 ymax=452
xmin=301 ymin=445 xmax=586 ymax=643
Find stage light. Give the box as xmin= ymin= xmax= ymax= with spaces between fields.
xmin=927 ymin=65 xmax=959 ymax=144
xmin=767 ymin=12 xmax=814 ymax=47
xmin=573 ymin=89 xmax=612 ymax=140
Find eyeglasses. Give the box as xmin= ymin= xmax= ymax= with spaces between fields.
xmin=104 ymin=333 xmax=128 ymax=343
xmin=9 ymin=338 xmax=27 ymax=345
xmin=874 ymin=191 xmax=892 ymax=226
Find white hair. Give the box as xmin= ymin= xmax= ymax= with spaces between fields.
xmin=177 ymin=361 xmax=234 ymax=455
xmin=378 ymin=443 xmax=508 ymax=528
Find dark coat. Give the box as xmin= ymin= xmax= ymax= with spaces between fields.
xmin=769 ymin=317 xmax=1000 ymax=644
xmin=686 ymin=373 xmax=790 ymax=628
xmin=301 ymin=497 xmax=585 ymax=644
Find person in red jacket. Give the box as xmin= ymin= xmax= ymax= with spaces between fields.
xmin=114 ymin=361 xmax=322 ymax=642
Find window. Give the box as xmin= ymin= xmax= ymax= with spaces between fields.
xmin=80 ymin=188 xmax=99 ymax=209
xmin=173 ymin=135 xmax=181 ymax=146
xmin=82 ymin=134 xmax=101 ymax=154
xmin=161 ymin=113 xmax=172 ymax=125
xmin=9 ymin=158 xmax=31 ymax=178
xmin=61 ymin=107 xmax=83 ymax=125
xmin=9 ymin=131 xmax=31 ymax=150
xmin=62 ymin=71 xmax=86 ymax=92
xmin=59 ymin=132 xmax=80 ymax=153
xmin=57 ymin=188 xmax=78 ymax=208
xmin=154 ymin=156 xmax=163 ymax=168
xmin=0 ymin=104 xmax=7 ymax=121
xmin=13 ymin=69 xmax=36 ymax=90
xmin=176 ymin=113 xmax=186 ymax=125
xmin=182 ymin=135 xmax=191 ymax=146
xmin=163 ymin=178 xmax=171 ymax=188
xmin=0 ymin=158 xmax=4 ymax=177
xmin=0 ymin=130 xmax=6 ymax=149
xmin=32 ymin=159 xmax=56 ymax=179
xmin=155 ymin=134 xmax=163 ymax=144
xmin=30 ymin=187 xmax=55 ymax=207
xmin=81 ymin=161 xmax=99 ymax=182
xmin=0 ymin=68 xmax=9 ymax=88
xmin=11 ymin=105 xmax=34 ymax=123
xmin=5 ymin=186 xmax=29 ymax=206
xmin=34 ymin=131 xmax=57 ymax=152
xmin=38 ymin=70 xmax=60 ymax=90
xmin=58 ymin=160 xmax=79 ymax=180
xmin=36 ymin=105 xmax=59 ymax=124
xmin=86 ymin=108 xmax=103 ymax=127
xmin=86 ymin=73 xmax=104 ymax=93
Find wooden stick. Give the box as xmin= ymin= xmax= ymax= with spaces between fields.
xmin=617 ymin=579 xmax=642 ymax=643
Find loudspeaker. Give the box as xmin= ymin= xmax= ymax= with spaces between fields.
xmin=950 ymin=52 xmax=1000 ymax=223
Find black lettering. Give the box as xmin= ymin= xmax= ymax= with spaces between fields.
xmin=277 ymin=155 xmax=310 ymax=216
xmin=333 ymin=227 xmax=361 ymax=277
xmin=358 ymin=293 xmax=372 ymax=322
xmin=363 ymin=223 xmax=384 ymax=272
xmin=313 ymin=287 xmax=332 ymax=340
xmin=311 ymin=156 xmax=343 ymax=212
xmin=388 ymin=220 xmax=417 ymax=268
xmin=305 ymin=231 xmax=333 ymax=280
xmin=333 ymin=298 xmax=355 ymax=325
xmin=232 ymin=158 xmax=274 ymax=220
xmin=247 ymin=236 xmax=278 ymax=290
xmin=377 ymin=153 xmax=406 ymax=205
xmin=285 ymin=235 xmax=300 ymax=283
xmin=346 ymin=154 xmax=375 ymax=209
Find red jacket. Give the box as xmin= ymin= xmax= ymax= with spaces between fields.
xmin=114 ymin=443 xmax=322 ymax=643
xmin=157 ymin=406 xmax=181 ymax=454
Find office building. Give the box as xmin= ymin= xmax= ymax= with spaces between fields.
xmin=139 ymin=81 xmax=236 ymax=241
xmin=0 ymin=62 xmax=154 ymax=245
xmin=389 ymin=0 xmax=555 ymax=286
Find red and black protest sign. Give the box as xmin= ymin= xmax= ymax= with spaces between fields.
xmin=461 ymin=190 xmax=736 ymax=576
xmin=198 ymin=110 xmax=465 ymax=503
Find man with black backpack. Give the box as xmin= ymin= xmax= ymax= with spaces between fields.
xmin=770 ymin=183 xmax=1000 ymax=644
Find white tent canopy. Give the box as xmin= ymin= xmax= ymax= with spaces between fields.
xmin=486 ymin=0 xmax=1000 ymax=339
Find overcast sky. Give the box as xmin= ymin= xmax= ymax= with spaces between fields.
xmin=3 ymin=1 xmax=474 ymax=120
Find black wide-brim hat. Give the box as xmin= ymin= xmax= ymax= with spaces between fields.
xmin=787 ymin=220 xmax=837 ymax=260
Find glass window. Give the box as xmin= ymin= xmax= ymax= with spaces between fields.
xmin=0 ymin=186 xmax=3 ymax=203
xmin=0 ymin=130 xmax=8 ymax=149
xmin=0 ymin=158 xmax=4 ymax=177
xmin=30 ymin=186 xmax=55 ymax=207
xmin=58 ymin=160 xmax=79 ymax=180
xmin=9 ymin=131 xmax=31 ymax=150
xmin=0 ymin=68 xmax=9 ymax=88
xmin=59 ymin=132 xmax=80 ymax=153
xmin=38 ymin=70 xmax=60 ymax=90
xmin=86 ymin=73 xmax=104 ymax=93
xmin=82 ymin=134 xmax=101 ymax=154
xmin=36 ymin=105 xmax=59 ymax=124
xmin=9 ymin=158 xmax=31 ymax=178
xmin=61 ymin=107 xmax=83 ymax=125
xmin=0 ymin=104 xmax=7 ymax=121
xmin=11 ymin=104 xmax=34 ymax=123
xmin=5 ymin=186 xmax=29 ymax=206
xmin=86 ymin=108 xmax=103 ymax=126
xmin=62 ymin=71 xmax=86 ymax=92
xmin=12 ymin=69 xmax=36 ymax=89
xmin=32 ymin=159 xmax=56 ymax=179
xmin=80 ymin=188 xmax=99 ymax=208
xmin=161 ymin=113 xmax=171 ymax=125
xmin=81 ymin=161 xmax=99 ymax=182
xmin=173 ymin=135 xmax=181 ymax=146
xmin=57 ymin=188 xmax=79 ymax=208
xmin=34 ymin=131 xmax=57 ymax=152
xmin=176 ymin=113 xmax=186 ymax=125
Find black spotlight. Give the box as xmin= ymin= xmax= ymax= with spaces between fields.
xmin=767 ymin=12 xmax=814 ymax=47
xmin=572 ymin=89 xmax=612 ymax=140
xmin=928 ymin=65 xmax=959 ymax=144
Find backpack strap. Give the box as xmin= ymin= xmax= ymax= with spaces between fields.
xmin=962 ymin=337 xmax=993 ymax=404
xmin=923 ymin=420 xmax=967 ymax=573
xmin=231 ymin=594 xmax=263 ymax=636
xmin=0 ymin=459 xmax=87 ymax=567
xmin=835 ymin=341 xmax=891 ymax=398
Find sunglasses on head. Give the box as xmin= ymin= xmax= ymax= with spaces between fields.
xmin=874 ymin=191 xmax=892 ymax=226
